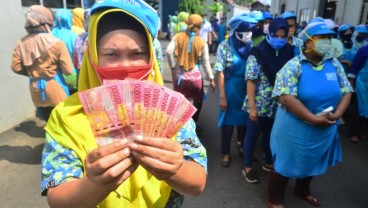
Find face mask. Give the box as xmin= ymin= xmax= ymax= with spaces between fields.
xmin=235 ymin=32 xmax=252 ymax=43
xmin=252 ymin=27 xmax=264 ymax=37
xmin=89 ymin=50 xmax=153 ymax=82
xmin=313 ymin=39 xmax=332 ymax=56
xmin=263 ymin=23 xmax=269 ymax=34
xmin=266 ymin=35 xmax=287 ymax=50
xmin=356 ymin=34 xmax=367 ymax=42
xmin=340 ymin=33 xmax=352 ymax=41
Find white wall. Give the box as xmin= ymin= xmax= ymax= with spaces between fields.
xmin=0 ymin=2 xmax=36 ymax=133
xmin=339 ymin=0 xmax=363 ymax=25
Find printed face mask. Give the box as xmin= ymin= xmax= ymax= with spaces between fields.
xmin=235 ymin=32 xmax=252 ymax=43
xmin=266 ymin=35 xmax=287 ymax=50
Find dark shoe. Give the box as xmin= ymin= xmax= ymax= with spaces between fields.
xmin=350 ymin=135 xmax=360 ymax=143
xmin=242 ymin=169 xmax=259 ymax=184
xmin=236 ymin=141 xmax=241 ymax=149
xmin=238 ymin=148 xmax=244 ymax=156
xmin=220 ymin=156 xmax=231 ymax=167
xmin=296 ymin=194 xmax=321 ymax=207
xmin=262 ymin=163 xmax=273 ymax=172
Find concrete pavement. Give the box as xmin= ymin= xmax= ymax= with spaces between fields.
xmin=0 ymin=39 xmax=367 ymax=208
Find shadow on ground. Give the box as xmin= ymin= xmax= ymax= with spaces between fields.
xmin=14 ymin=120 xmax=45 ymax=138
xmin=0 ymin=143 xmax=44 ymax=164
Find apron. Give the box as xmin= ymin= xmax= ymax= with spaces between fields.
xmin=356 ymin=59 xmax=368 ymax=118
xmin=218 ymin=39 xmax=248 ymax=127
xmin=271 ymin=60 xmax=342 ymax=178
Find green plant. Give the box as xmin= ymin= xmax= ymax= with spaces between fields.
xmin=179 ymin=0 xmax=204 ymax=14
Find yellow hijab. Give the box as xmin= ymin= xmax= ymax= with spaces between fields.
xmin=71 ymin=8 xmax=86 ymax=35
xmin=45 ymin=8 xmax=170 ymax=208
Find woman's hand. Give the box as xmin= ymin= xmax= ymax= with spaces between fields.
xmin=248 ymin=106 xmax=258 ymax=122
xmin=129 ymin=135 xmax=184 ymax=181
xmin=84 ymin=139 xmax=138 ymax=191
xmin=312 ymin=113 xmax=336 ymax=126
xmin=210 ymin=79 xmax=216 ymax=92
xmin=220 ymin=96 xmax=227 ymax=111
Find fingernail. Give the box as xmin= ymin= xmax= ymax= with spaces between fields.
xmin=135 ymin=135 xmax=143 ymax=141
xmin=130 ymin=143 xmax=138 ymax=149
xmin=124 ymin=148 xmax=130 ymax=155
xmin=120 ymin=139 xmax=127 ymax=145
xmin=131 ymin=151 xmax=137 ymax=156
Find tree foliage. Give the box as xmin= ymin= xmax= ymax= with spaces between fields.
xmin=179 ymin=0 xmax=204 ymax=14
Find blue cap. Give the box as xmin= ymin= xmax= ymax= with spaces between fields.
xmin=229 ymin=13 xmax=257 ymax=35
xmin=263 ymin=12 xmax=273 ymax=20
xmin=309 ymin=17 xmax=324 ymax=24
xmin=91 ymin=0 xmax=159 ymax=38
xmin=250 ymin=11 xmax=265 ymax=21
xmin=299 ymin=22 xmax=335 ymax=41
xmin=338 ymin=24 xmax=353 ymax=33
xmin=355 ymin=24 xmax=368 ymax=33
xmin=280 ymin=11 xmax=296 ymax=19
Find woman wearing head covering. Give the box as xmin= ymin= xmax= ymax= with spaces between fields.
xmin=11 ymin=5 xmax=73 ymax=121
xmin=52 ymin=8 xmax=79 ymax=94
xmin=338 ymin=24 xmax=355 ymax=74
xmin=250 ymin=11 xmax=265 ymax=47
xmin=166 ymin=14 xmax=216 ymax=126
xmin=352 ymin=24 xmax=368 ymax=52
xmin=73 ymin=8 xmax=91 ymax=71
xmin=41 ymin=1 xmax=207 ymax=207
xmin=268 ymin=21 xmax=352 ymax=207
xmin=71 ymin=7 xmax=85 ymax=35
xmin=280 ymin=11 xmax=303 ymax=56
xmin=175 ymin=11 xmax=189 ymax=34
xmin=242 ymin=18 xmax=294 ymax=183
xmin=214 ymin=14 xmax=257 ymax=167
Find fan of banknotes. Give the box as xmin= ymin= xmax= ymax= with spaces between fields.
xmin=78 ymin=80 xmax=197 ymax=146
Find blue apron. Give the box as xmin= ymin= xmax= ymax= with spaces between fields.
xmin=271 ymin=60 xmax=342 ymax=178
xmin=356 ymin=59 xmax=368 ymax=118
xmin=342 ymin=46 xmax=356 ymax=74
xmin=218 ymin=39 xmax=248 ymax=127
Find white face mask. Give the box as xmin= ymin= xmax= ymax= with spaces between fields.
xmin=263 ymin=23 xmax=270 ymax=34
xmin=235 ymin=32 xmax=252 ymax=43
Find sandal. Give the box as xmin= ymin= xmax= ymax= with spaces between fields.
xmin=350 ymin=135 xmax=360 ymax=143
xmin=299 ymin=195 xmax=321 ymax=207
xmin=220 ymin=155 xmax=231 ymax=167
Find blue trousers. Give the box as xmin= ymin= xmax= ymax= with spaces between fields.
xmin=243 ymin=117 xmax=274 ymax=167
xmin=221 ymin=125 xmax=246 ymax=154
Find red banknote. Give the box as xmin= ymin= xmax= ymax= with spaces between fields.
xmin=78 ymin=80 xmax=197 ymax=145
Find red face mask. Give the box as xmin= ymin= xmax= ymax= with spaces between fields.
xmin=88 ymin=46 xmax=153 ymax=81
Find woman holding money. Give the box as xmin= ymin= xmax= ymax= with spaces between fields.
xmin=40 ymin=1 xmax=207 ymax=207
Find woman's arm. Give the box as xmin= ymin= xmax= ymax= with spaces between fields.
xmin=218 ymin=71 xmax=226 ymax=111
xmin=328 ymin=92 xmax=352 ymax=121
xmin=201 ymin=44 xmax=216 ymax=92
xmin=165 ymin=35 xmax=176 ymax=69
xmin=11 ymin=43 xmax=28 ymax=76
xmin=280 ymin=94 xmax=336 ymax=126
xmin=130 ymin=134 xmax=206 ymax=197
xmin=47 ymin=139 xmax=137 ymax=208
xmin=247 ymin=80 xmax=258 ymax=121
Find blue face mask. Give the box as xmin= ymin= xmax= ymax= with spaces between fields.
xmin=266 ymin=35 xmax=287 ymax=50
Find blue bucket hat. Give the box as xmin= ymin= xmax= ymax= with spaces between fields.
xmin=338 ymin=24 xmax=353 ymax=33
xmin=299 ymin=22 xmax=335 ymax=41
xmin=91 ymin=0 xmax=159 ymax=39
xmin=355 ymin=24 xmax=368 ymax=34
xmin=250 ymin=11 xmax=265 ymax=21
xmin=309 ymin=17 xmax=324 ymax=24
xmin=229 ymin=13 xmax=258 ymax=36
xmin=280 ymin=11 xmax=296 ymax=19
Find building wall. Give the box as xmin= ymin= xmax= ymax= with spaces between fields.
xmin=271 ymin=0 xmax=363 ymax=25
xmin=0 ymin=2 xmax=37 ymax=133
